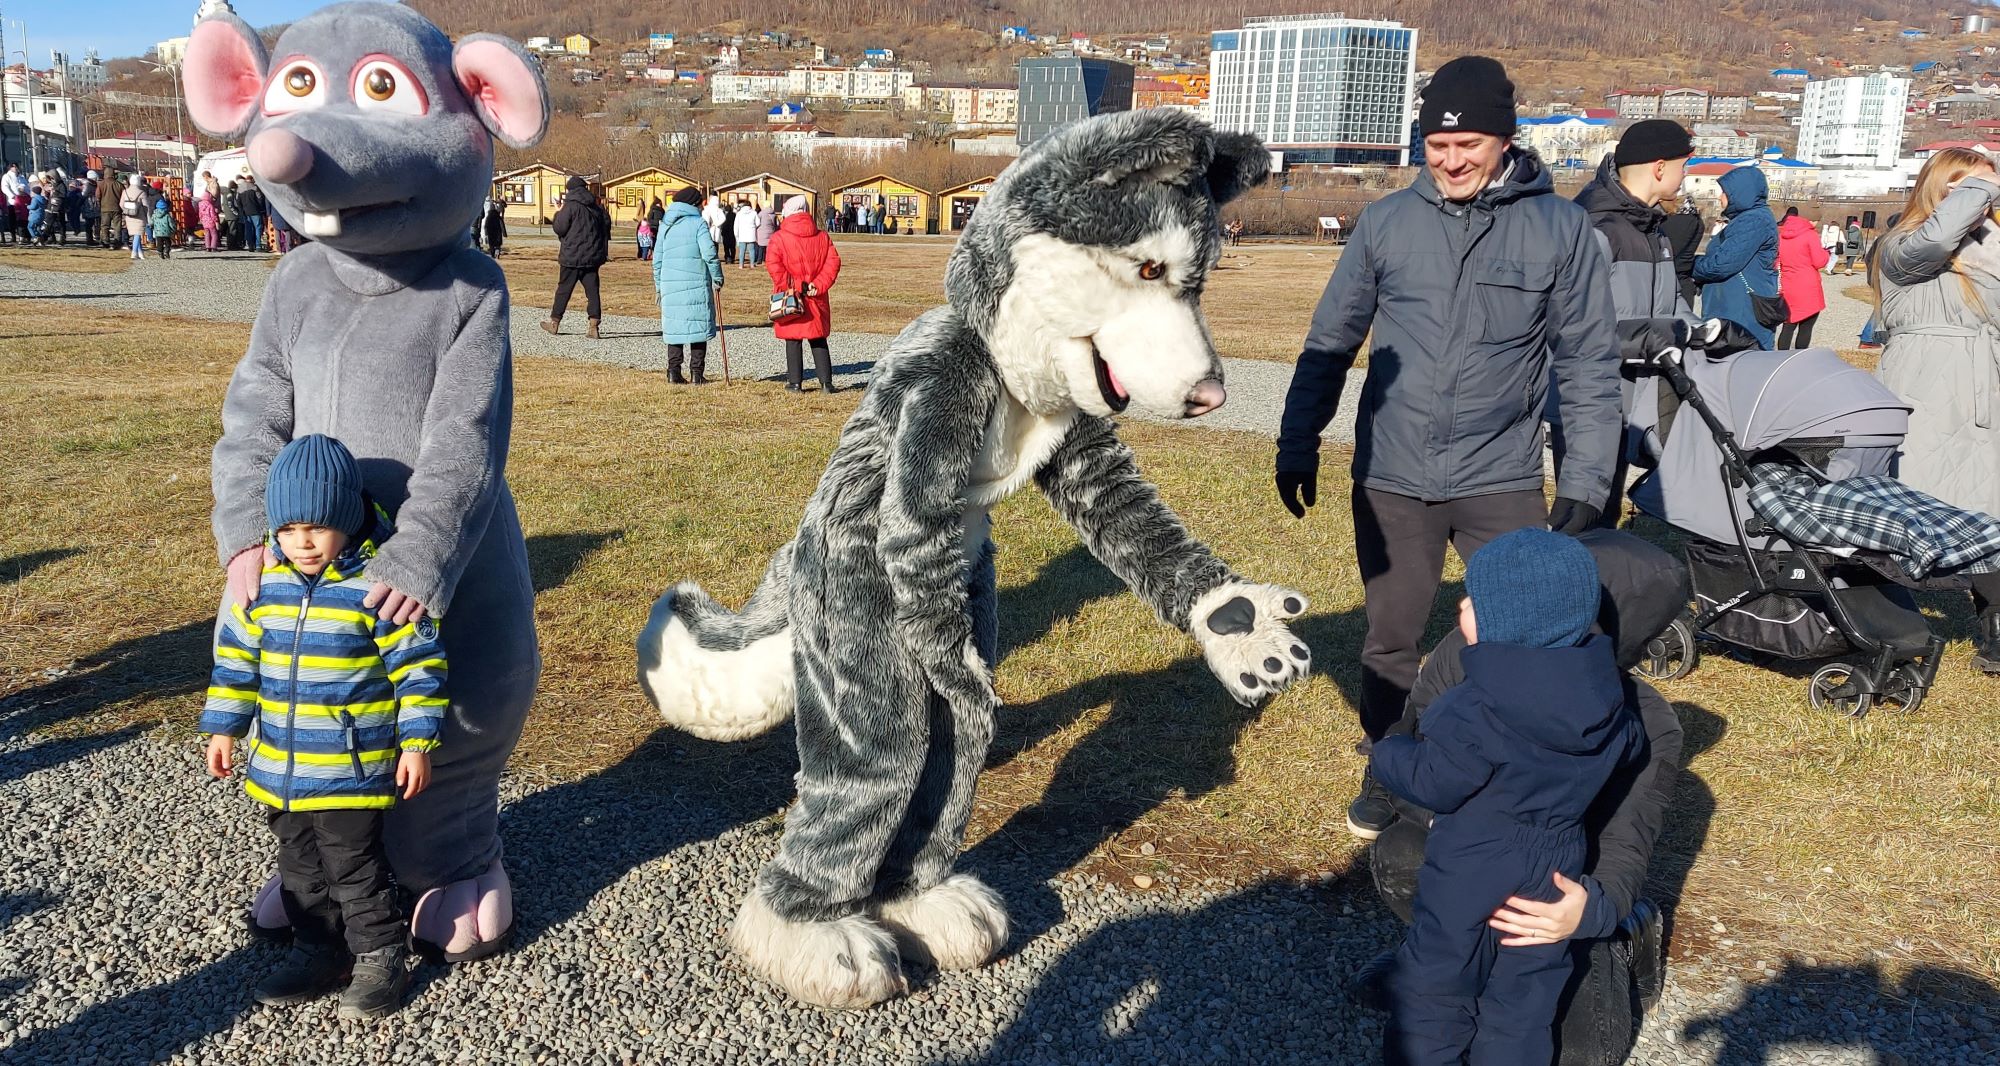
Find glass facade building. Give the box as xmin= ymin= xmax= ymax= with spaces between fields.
xmin=1016 ymin=56 xmax=1135 ymax=147
xmin=1209 ymin=14 xmax=1418 ymax=166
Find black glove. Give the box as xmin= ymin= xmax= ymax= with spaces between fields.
xmin=1276 ymin=464 xmax=1318 ymax=519
xmin=1548 ymin=496 xmax=1602 ymax=535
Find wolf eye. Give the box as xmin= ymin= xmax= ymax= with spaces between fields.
xmin=1138 ymin=260 xmax=1166 ymax=281
xmin=350 ymin=57 xmax=429 ymax=116
xmin=263 ymin=59 xmax=328 ymax=115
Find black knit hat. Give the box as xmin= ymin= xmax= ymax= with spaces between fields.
xmin=1419 ymin=56 xmax=1517 ymax=139
xmin=1613 ymin=119 xmax=1695 ymax=168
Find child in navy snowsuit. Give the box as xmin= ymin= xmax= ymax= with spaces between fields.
xmin=1371 ymin=528 xmax=1645 ymax=1065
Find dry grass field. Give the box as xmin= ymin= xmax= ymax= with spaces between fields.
xmin=0 ymin=247 xmax=134 ymax=274
xmin=2 ymin=298 xmax=1996 ymax=992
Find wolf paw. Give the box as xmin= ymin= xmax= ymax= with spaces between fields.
xmin=1192 ymin=583 xmax=1310 ymax=707
xmin=730 ymin=890 xmax=908 ymax=1009
xmin=876 ymin=874 xmax=1009 ymax=971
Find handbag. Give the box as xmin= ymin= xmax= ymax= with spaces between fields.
xmin=769 ymin=284 xmax=806 ymax=323
xmin=1741 ymin=274 xmax=1790 ymax=329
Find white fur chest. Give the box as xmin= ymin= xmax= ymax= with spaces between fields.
xmin=958 ymin=394 xmax=1075 ymax=559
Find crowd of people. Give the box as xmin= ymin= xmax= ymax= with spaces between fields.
xmin=0 ymin=161 xmax=298 ymax=259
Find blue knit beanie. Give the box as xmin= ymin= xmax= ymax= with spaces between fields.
xmin=265 ymin=434 xmax=364 ymax=536
xmin=1465 ymin=528 xmax=1601 ymax=648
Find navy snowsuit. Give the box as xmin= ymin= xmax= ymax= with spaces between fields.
xmin=1370 ymin=634 xmax=1645 ymax=1065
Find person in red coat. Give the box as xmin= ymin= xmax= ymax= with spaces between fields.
xmin=1775 ymin=207 xmax=1830 ymax=349
xmin=766 ymin=195 xmax=843 ymax=392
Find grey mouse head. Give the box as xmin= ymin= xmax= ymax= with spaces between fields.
xmin=182 ymin=1 xmax=548 ymax=255
xmin=944 ymin=110 xmax=1270 ymax=421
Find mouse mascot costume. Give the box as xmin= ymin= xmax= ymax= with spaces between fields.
xmin=185 ymin=1 xmax=548 ymax=962
xmin=637 ymin=109 xmax=1314 ymax=1008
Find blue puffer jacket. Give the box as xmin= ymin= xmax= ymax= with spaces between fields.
xmin=1692 ymin=167 xmax=1780 ymax=349
xmin=653 ymin=201 xmax=724 ymax=344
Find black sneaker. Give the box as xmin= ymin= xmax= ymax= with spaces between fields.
xmin=1346 ymin=769 xmax=1396 ymax=841
xmin=1346 ymin=945 xmax=1395 ymax=1012
xmin=338 ymin=944 xmax=411 ymax=1021
xmin=253 ymin=942 xmax=351 ymax=1006
xmin=1621 ymin=897 xmax=1666 ymax=1014
xmin=1974 ymin=609 xmax=2000 ymax=675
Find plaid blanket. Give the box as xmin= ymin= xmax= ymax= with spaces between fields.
xmin=1748 ymin=465 xmax=2000 ymax=577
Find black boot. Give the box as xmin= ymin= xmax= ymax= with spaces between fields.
xmin=1975 ymin=608 xmax=2000 ymax=675
xmin=253 ymin=941 xmax=351 ymax=1006
xmin=1621 ymin=897 xmax=1666 ymax=1014
xmin=667 ymin=347 xmax=687 ymax=384
xmin=337 ymin=944 xmax=410 ymax=1021
xmin=690 ymin=348 xmax=709 ymax=385
xmin=1345 ymin=766 xmax=1396 ymax=841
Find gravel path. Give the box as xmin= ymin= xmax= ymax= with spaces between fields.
xmin=3 ymin=255 xmax=1987 ymax=1065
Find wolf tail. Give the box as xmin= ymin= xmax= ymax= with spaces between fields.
xmin=637 ymin=543 xmax=796 ymax=741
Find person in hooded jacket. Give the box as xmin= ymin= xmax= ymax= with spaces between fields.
xmin=1372 ymin=528 xmax=1645 ymax=1066
xmin=765 ymin=194 xmax=841 ymax=392
xmin=1775 ymin=206 xmax=1831 ymax=348
xmin=1692 ymin=167 xmax=1780 ymax=349
xmin=653 ymin=186 xmax=724 ymax=384
xmin=542 ymin=175 xmax=611 ymax=339
xmin=1275 ymin=56 xmax=1621 ymax=839
xmin=755 ymin=200 xmax=776 ymax=265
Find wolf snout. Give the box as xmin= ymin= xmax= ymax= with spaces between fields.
xmin=1184 ymin=379 xmax=1226 ymax=418
xmin=248 ymin=127 xmax=314 ymax=185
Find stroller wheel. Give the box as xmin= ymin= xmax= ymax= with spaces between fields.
xmin=1808 ymin=663 xmax=1872 ymax=718
xmin=1635 ymin=616 xmax=1699 ymax=682
xmin=1873 ymin=663 xmax=1928 ymax=715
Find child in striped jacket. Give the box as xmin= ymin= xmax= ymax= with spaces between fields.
xmin=199 ymin=434 xmax=445 ymax=1021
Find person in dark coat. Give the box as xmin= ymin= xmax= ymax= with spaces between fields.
xmin=1371 ymin=529 xmax=1645 ymax=1066
xmin=1691 ymin=166 xmax=1780 ymax=349
xmin=482 ymin=201 xmax=506 ymax=257
xmin=765 ymin=195 xmax=841 ymax=392
xmin=1661 ymin=198 xmax=1705 ymax=310
xmin=542 ymin=175 xmax=611 ymax=338
xmin=1276 ymin=55 xmax=1622 ymax=839
xmin=1358 ymin=528 xmax=1685 ymax=1065
xmin=235 ymin=176 xmax=268 ymax=253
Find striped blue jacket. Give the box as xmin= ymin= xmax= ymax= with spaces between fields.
xmin=198 ymin=525 xmax=447 ymax=811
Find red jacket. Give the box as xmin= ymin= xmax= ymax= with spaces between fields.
xmin=1775 ymin=215 xmax=1830 ymax=323
xmin=766 ymin=212 xmax=841 ymax=340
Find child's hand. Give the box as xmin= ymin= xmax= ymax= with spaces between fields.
xmin=205 ymin=735 xmax=235 ymax=780
xmin=396 ymin=750 xmax=431 ymax=800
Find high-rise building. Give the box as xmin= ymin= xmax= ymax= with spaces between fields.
xmin=1015 ymin=56 xmax=1133 ymax=146
xmin=1208 ymin=13 xmax=1417 ymax=166
xmin=1795 ymin=74 xmax=1909 ymax=168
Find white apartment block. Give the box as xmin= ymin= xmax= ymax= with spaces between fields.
xmin=1796 ymin=74 xmax=1909 ymax=168
xmin=1209 ymin=13 xmax=1417 ymax=166
xmin=901 ymin=83 xmax=1017 ymax=125
xmin=709 ymin=71 xmax=791 ymax=103
xmin=790 ymin=65 xmax=914 ymax=102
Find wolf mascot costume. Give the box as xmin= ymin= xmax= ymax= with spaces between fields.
xmin=185 ymin=2 xmax=548 ymax=961
xmin=639 ymin=110 xmax=1313 ymax=1008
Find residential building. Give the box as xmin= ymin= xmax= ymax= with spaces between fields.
xmin=710 ymin=71 xmax=792 ymax=104
xmin=50 ymin=50 xmax=107 ymax=95
xmin=1515 ymin=116 xmax=1617 ymax=169
xmin=154 ymin=37 xmax=190 ymax=65
xmin=644 ymin=67 xmax=676 ymax=82
xmin=1796 ymin=73 xmax=1910 ymax=168
xmin=1001 ymin=26 xmax=1032 ymax=43
xmin=1208 ymin=13 xmax=1417 ymax=166
xmin=620 ymin=51 xmax=649 ymax=71
xmin=1607 ymin=89 xmax=1662 ymax=118
xmin=563 ymin=34 xmax=599 ymax=56
xmin=1609 ymin=87 xmax=1749 ymax=122
xmin=3 ymin=88 xmax=85 ymax=140
xmin=649 ymin=33 xmax=675 ymax=53
xmin=901 ymin=83 xmax=1016 ymax=126
xmin=791 ymin=65 xmax=914 ymax=103
xmin=1691 ymin=124 xmax=1758 ymax=158
xmin=1932 ymin=92 xmax=2000 ymax=121
xmin=1016 ymin=56 xmax=1133 ymax=147
xmin=524 ymin=36 xmax=554 ymax=52
xmin=1660 ymin=87 xmax=1710 ymax=121
xmin=1709 ymin=93 xmax=1750 ymax=120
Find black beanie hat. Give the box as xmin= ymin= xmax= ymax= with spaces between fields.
xmin=1613 ymin=119 xmax=1695 ymax=168
xmin=1419 ymin=56 xmax=1517 ymax=139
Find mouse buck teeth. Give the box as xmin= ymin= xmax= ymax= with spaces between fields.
xmin=300 ymin=210 xmax=342 ymax=237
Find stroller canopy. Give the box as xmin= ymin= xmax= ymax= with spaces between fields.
xmin=1630 ymin=348 xmax=1912 ymax=545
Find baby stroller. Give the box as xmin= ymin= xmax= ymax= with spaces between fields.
xmin=1622 ymin=342 xmax=1979 ymax=717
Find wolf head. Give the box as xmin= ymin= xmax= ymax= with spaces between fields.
xmin=946 ymin=110 xmax=1270 ymax=420
xmin=181 ymin=1 xmax=548 ymax=255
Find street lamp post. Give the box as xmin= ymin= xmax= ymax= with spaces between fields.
xmin=9 ymin=27 xmax=40 ymax=172
xmin=137 ymin=58 xmax=189 ymax=180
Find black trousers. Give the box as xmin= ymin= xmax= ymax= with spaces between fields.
xmin=785 ymin=338 xmax=833 ymax=389
xmin=268 ymin=808 xmax=403 ymax=955
xmin=1351 ymin=486 xmax=1548 ymax=739
xmin=1775 ymin=314 xmax=1818 ymax=350
xmin=551 ymin=266 xmax=602 ymax=323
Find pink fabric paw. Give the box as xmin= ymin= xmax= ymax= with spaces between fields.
xmin=248 ymin=872 xmax=289 ymax=940
xmin=409 ymin=859 xmax=514 ymax=963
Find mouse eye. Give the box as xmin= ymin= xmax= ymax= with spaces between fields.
xmin=262 ymin=59 xmax=327 ymax=115
xmin=350 ymin=57 xmax=428 ymax=116
xmin=1138 ymin=260 xmax=1166 ymax=281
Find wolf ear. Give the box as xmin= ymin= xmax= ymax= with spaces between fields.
xmin=1207 ymin=133 xmax=1273 ymax=205
xmin=1087 ymin=111 xmax=1211 ymax=188
xmin=453 ymin=34 xmax=550 ymax=150
xmin=183 ymin=15 xmax=269 ymax=140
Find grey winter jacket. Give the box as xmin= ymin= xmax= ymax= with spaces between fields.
xmin=1278 ymin=150 xmax=1622 ymax=505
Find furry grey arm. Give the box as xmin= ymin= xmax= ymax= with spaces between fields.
xmin=366 ymin=282 xmax=511 ymax=615
xmin=211 ymin=281 xmax=298 ymax=565
xmin=878 ymin=359 xmax=1003 ymax=707
xmin=1033 ymin=415 xmax=1234 ymax=632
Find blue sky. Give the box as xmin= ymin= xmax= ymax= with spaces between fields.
xmin=22 ymin=1 xmax=325 ymax=65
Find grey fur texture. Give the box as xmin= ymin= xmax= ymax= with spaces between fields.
xmin=638 ymin=110 xmax=1302 ymax=1007
xmin=192 ymin=2 xmax=549 ymax=922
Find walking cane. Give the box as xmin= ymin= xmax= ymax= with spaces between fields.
xmin=712 ymin=284 xmax=732 ymax=385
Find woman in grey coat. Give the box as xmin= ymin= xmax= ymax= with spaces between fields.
xmin=1870 ymin=145 xmax=2000 ymax=671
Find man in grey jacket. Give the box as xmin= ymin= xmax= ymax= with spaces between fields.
xmin=1274 ymin=55 xmax=1621 ymax=839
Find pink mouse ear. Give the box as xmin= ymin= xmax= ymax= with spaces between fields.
xmin=453 ymin=35 xmax=549 ymax=150
xmin=183 ymin=16 xmax=268 ymax=140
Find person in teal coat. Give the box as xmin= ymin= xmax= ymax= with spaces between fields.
xmin=652 ymin=185 xmax=724 ymax=384
xmin=149 ymin=192 xmax=178 ymax=259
